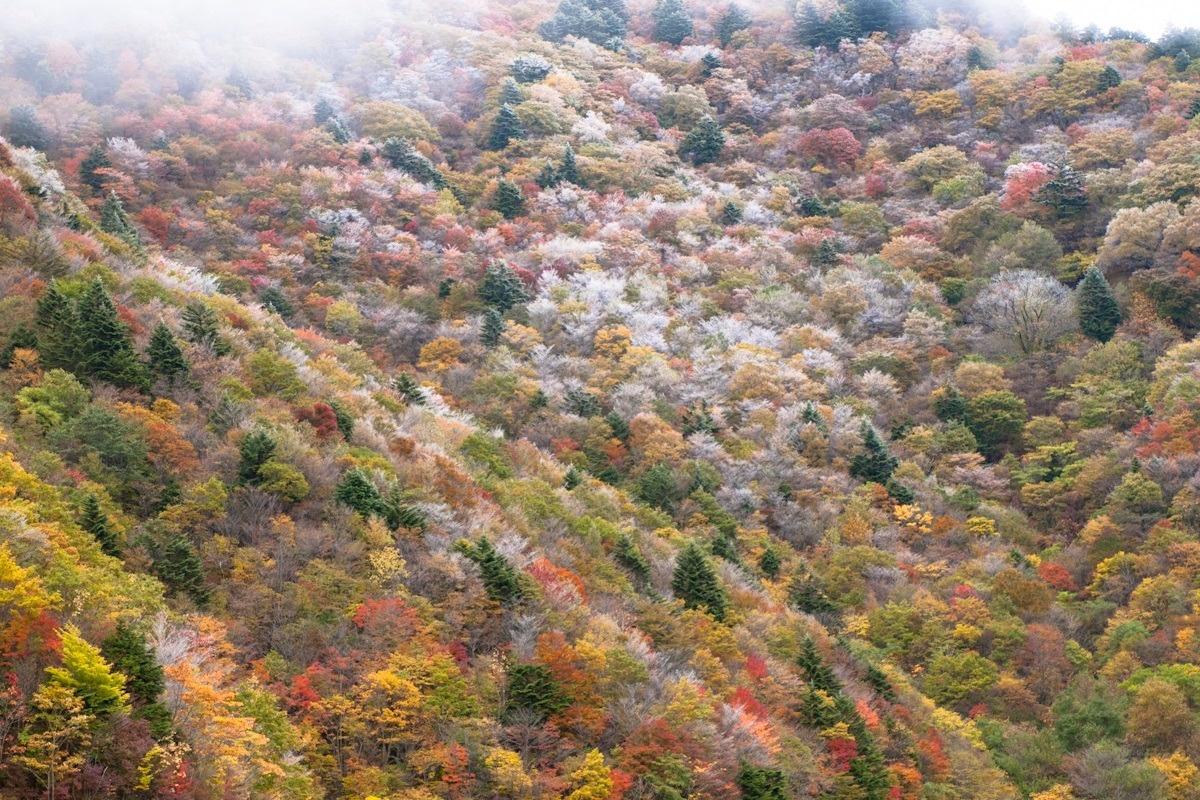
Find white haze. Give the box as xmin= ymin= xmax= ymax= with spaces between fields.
xmin=1024 ymin=0 xmax=1195 ymax=38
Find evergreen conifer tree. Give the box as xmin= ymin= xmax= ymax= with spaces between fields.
xmin=237 ymin=428 xmax=277 ymax=485
xmin=1076 ymin=266 xmax=1121 ymax=343
xmin=654 ymin=0 xmax=694 ymax=45
xmin=100 ymin=624 xmax=164 ymax=706
xmin=393 ymin=372 xmax=426 ymax=405
xmin=500 ymin=78 xmax=525 ymax=106
xmin=80 ymin=144 xmax=110 ymax=194
xmin=1186 ymin=95 xmax=1200 ymax=119
xmin=155 ymin=532 xmax=209 ymax=605
xmin=259 ymin=286 xmax=294 ymax=318
xmin=933 ymin=384 xmax=970 ymax=423
xmin=1098 ymin=64 xmax=1121 ymax=89
xmin=335 ymin=468 xmax=387 ymax=518
xmin=672 ymin=541 xmax=727 ymax=620
xmin=614 ymin=532 xmax=651 ymax=582
xmin=145 ymin=321 xmax=188 ymax=385
xmin=80 ymin=494 xmax=120 ymax=557
xmin=679 ymin=115 xmax=725 ymax=165
xmin=481 ymin=308 xmax=505 ymax=348
xmin=737 ymin=763 xmax=787 ymax=800
xmin=494 ymin=179 xmax=525 ymax=219
xmin=1036 ymin=163 xmax=1088 ymax=220
xmin=35 ymin=281 xmax=81 ymax=372
xmin=325 ymin=117 xmax=351 ymax=144
xmin=715 ymin=3 xmax=752 ymax=47
xmin=559 ymin=144 xmax=580 ymax=184
xmin=487 ymin=105 xmax=525 ymax=150
xmin=505 ymin=663 xmax=569 ymax=721
xmin=759 ymin=547 xmax=781 ymax=578
xmin=479 ymin=263 xmax=531 ymax=311
xmin=456 ymin=536 xmax=525 ymax=603
xmin=1 ymin=323 xmax=37 ymax=368
xmin=6 ymin=105 xmax=48 ymax=150
xmin=313 ymin=97 xmax=336 ymax=125
xmin=99 ymin=193 xmax=142 ymax=251
xmin=700 ymin=52 xmax=722 ymax=77
xmin=382 ymin=138 xmax=449 ymax=188
xmin=849 ymin=420 xmax=898 ymax=486
xmin=181 ymin=301 xmax=230 ymax=354
xmin=76 ymin=279 xmax=149 ymax=389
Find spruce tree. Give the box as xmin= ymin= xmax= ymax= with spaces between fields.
xmin=715 ymin=3 xmax=752 ymax=47
xmin=99 ymin=192 xmax=142 ymax=251
xmin=679 ymin=116 xmax=725 ymax=165
xmin=759 ymin=547 xmax=781 ymax=579
xmin=80 ymin=494 xmax=120 ymax=557
xmin=640 ymin=463 xmax=684 ymax=512
xmin=654 ymin=0 xmax=694 ymax=45
xmin=1036 ymin=163 xmax=1088 ymax=220
xmin=500 ymin=78 xmax=525 ymax=106
xmin=6 ymin=105 xmax=48 ymax=150
xmin=494 ymin=179 xmax=525 ymax=219
xmin=35 ymin=281 xmax=81 ymax=372
xmin=700 ymin=52 xmax=722 ymax=77
xmin=1098 ymin=64 xmax=1121 ymax=90
xmin=456 ymin=536 xmax=525 ymax=603
xmin=1076 ymin=266 xmax=1121 ymax=343
xmin=334 ymin=468 xmax=387 ymax=518
xmin=80 ymin=144 xmax=110 ymax=194
xmin=76 ymin=279 xmax=149 ymax=389
xmin=155 ymin=532 xmax=209 ymax=605
xmin=1186 ymin=95 xmax=1200 ymax=120
xmin=237 ymin=428 xmax=277 ymax=485
xmin=505 ymin=663 xmax=570 ymax=721
xmin=1 ymin=323 xmax=37 ymax=368
xmin=932 ymin=384 xmax=970 ymax=423
xmin=559 ymin=144 xmax=580 ymax=184
xmin=382 ymin=138 xmax=449 ymax=188
xmin=1176 ymin=49 xmax=1192 ymax=72
xmin=481 ymin=308 xmax=505 ymax=348
xmin=181 ymin=301 xmax=230 ymax=354
xmin=313 ymin=97 xmax=337 ymax=125
xmin=325 ymin=117 xmax=351 ymax=144
xmin=100 ymin=624 xmax=164 ymax=705
xmin=614 ymin=532 xmax=651 ymax=582
xmin=848 ymin=0 xmax=905 ymax=36
xmin=672 ymin=541 xmax=727 ymax=621
xmin=259 ymin=285 xmax=294 ymax=318
xmin=849 ymin=420 xmax=897 ymax=486
xmin=145 ymin=322 xmax=189 ymax=385
xmin=393 ymin=372 xmax=426 ymax=405
xmin=479 ymin=263 xmax=531 ymax=311
xmin=487 ymin=105 xmax=525 ymax=150
xmin=737 ymin=763 xmax=787 ymax=800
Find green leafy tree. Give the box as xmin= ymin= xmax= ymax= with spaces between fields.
xmin=967 ymin=390 xmax=1027 ymax=458
xmin=479 ymin=263 xmax=531 ymax=311
xmin=654 ymin=0 xmax=694 ymax=45
xmin=12 ymin=683 xmax=92 ymax=800
xmin=481 ymin=308 xmax=505 ymax=348
xmin=672 ymin=541 xmax=727 ymax=621
xmin=924 ymin=650 xmax=998 ymax=708
xmin=679 ymin=115 xmax=725 ymax=165
xmin=715 ymin=3 xmax=752 ymax=46
xmin=494 ymin=179 xmax=525 ymax=219
xmin=45 ymin=625 xmax=128 ymax=716
xmin=487 ymin=104 xmax=525 ymax=150
xmin=80 ymin=494 xmax=120 ymax=557
xmin=79 ymin=144 xmax=110 ymax=194
xmin=1076 ymin=266 xmax=1121 ymax=343
xmin=145 ymin=321 xmax=189 ymax=385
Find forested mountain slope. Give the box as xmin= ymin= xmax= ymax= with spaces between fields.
xmin=2 ymin=1 xmax=1200 ymax=798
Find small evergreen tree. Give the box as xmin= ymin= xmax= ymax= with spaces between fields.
xmin=1176 ymin=49 xmax=1192 ymax=72
xmin=737 ymin=763 xmax=787 ymax=800
xmin=849 ymin=421 xmax=898 ymax=486
xmin=933 ymin=384 xmax=970 ymax=423
xmin=259 ymin=285 xmax=294 ymax=318
xmin=328 ymin=399 xmax=355 ymax=440
xmin=848 ymin=0 xmax=906 ymax=36
xmin=538 ymin=0 xmax=629 ymax=45
xmin=1186 ymin=95 xmax=1200 ymax=119
xmin=679 ymin=116 xmax=725 ymax=165
xmin=80 ymin=494 xmax=120 ymax=557
xmin=99 ymin=193 xmax=142 ymax=252
xmin=145 ymin=321 xmax=188 ymax=385
xmin=510 ymin=54 xmax=553 ymax=83
xmin=529 ymin=388 xmax=549 ymax=410
xmin=759 ymin=547 xmax=781 ymax=579
xmin=7 ymin=105 xmax=48 ymax=150
xmin=80 ymin=144 xmax=110 ymax=194
xmin=718 ymin=200 xmax=742 ymax=225
xmin=654 ymin=0 xmax=694 ymax=45
xmin=1036 ymin=163 xmax=1088 ymax=220
xmin=155 ymin=532 xmax=209 ymax=605
xmin=237 ymin=428 xmax=277 ymax=485
xmin=1097 ymin=64 xmax=1122 ymax=89
xmin=672 ymin=541 xmax=727 ymax=620
xmin=500 ymin=78 xmax=525 ymax=106
xmin=1076 ymin=266 xmax=1121 ymax=343
xmin=313 ymin=97 xmax=337 ymax=125
xmin=181 ymin=301 xmax=230 ymax=354
xmin=640 ymin=463 xmax=684 ymax=512
xmin=614 ymin=532 xmax=651 ymax=582
xmin=381 ymin=138 xmax=448 ymax=188
xmin=393 ymin=372 xmax=426 ymax=405
xmin=559 ymin=144 xmax=580 ymax=184
xmin=334 ymin=468 xmax=386 ymax=518
xmin=100 ymin=625 xmax=164 ymax=705
xmin=1 ymin=323 xmax=37 ymax=368
xmin=481 ymin=308 xmax=506 ymax=348
xmin=479 ymin=263 xmax=531 ymax=311
xmin=76 ymin=279 xmax=150 ymax=389
xmin=455 ymin=536 xmax=525 ymax=603
xmin=715 ymin=3 xmax=752 ymax=47
xmin=494 ymin=179 xmax=525 ymax=219
xmin=700 ymin=52 xmax=722 ymax=77
xmin=505 ymin=663 xmax=570 ymax=721
xmin=35 ymin=281 xmax=80 ymax=372
xmin=487 ymin=104 xmax=525 ymax=150
xmin=325 ymin=117 xmax=351 ymax=144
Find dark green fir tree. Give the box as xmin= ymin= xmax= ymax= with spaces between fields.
xmin=335 ymin=468 xmax=386 ymax=518
xmin=259 ymin=285 xmax=294 ymax=319
xmin=481 ymin=308 xmax=506 ymax=348
xmin=237 ymin=428 xmax=277 ymax=485
xmin=487 ymin=104 xmax=525 ymax=150
xmin=479 ymin=263 xmax=531 ymax=311
xmin=759 ymin=547 xmax=781 ymax=579
xmin=80 ymin=494 xmax=121 ymax=557
xmin=494 ymin=179 xmax=525 ymax=219
xmin=679 ymin=115 xmax=725 ymax=165
xmin=6 ymin=105 xmax=48 ymax=150
xmin=156 ymin=532 xmax=209 ymax=605
xmin=181 ymin=301 xmax=230 ymax=355
xmin=100 ymin=192 xmax=143 ymax=252
xmin=849 ymin=420 xmax=897 ymax=486
xmin=80 ymin=144 xmax=110 ymax=194
xmin=455 ymin=536 xmax=525 ymax=603
xmin=76 ymin=278 xmax=150 ymax=389
xmin=1076 ymin=266 xmax=1121 ymax=343
xmin=654 ymin=0 xmax=694 ymax=45
xmin=393 ymin=372 xmax=426 ymax=405
xmin=559 ymin=144 xmax=579 ymax=184
xmin=500 ymin=78 xmax=525 ymax=106
xmin=715 ymin=3 xmax=752 ymax=47
xmin=145 ymin=321 xmax=189 ymax=385
xmin=672 ymin=541 xmax=727 ymax=620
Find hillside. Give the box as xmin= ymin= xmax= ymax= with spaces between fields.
xmin=2 ymin=1 xmax=1200 ymax=799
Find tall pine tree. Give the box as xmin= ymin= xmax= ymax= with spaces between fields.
xmin=487 ymin=105 xmax=525 ymax=150
xmin=1076 ymin=266 xmax=1121 ymax=342
xmin=80 ymin=494 xmax=120 ymax=557
xmin=99 ymin=193 xmax=142 ymax=252
xmin=849 ymin=420 xmax=898 ymax=486
xmin=672 ymin=541 xmax=727 ymax=620
xmin=481 ymin=308 xmax=505 ymax=348
xmin=145 ymin=321 xmax=189 ymax=385
xmin=494 ymin=179 xmax=525 ymax=219
xmin=35 ymin=281 xmax=81 ymax=372
xmin=76 ymin=279 xmax=149 ymax=390
xmin=80 ymin=144 xmax=110 ymax=195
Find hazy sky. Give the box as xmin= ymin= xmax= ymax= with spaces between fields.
xmin=1018 ymin=0 xmax=1193 ymax=37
